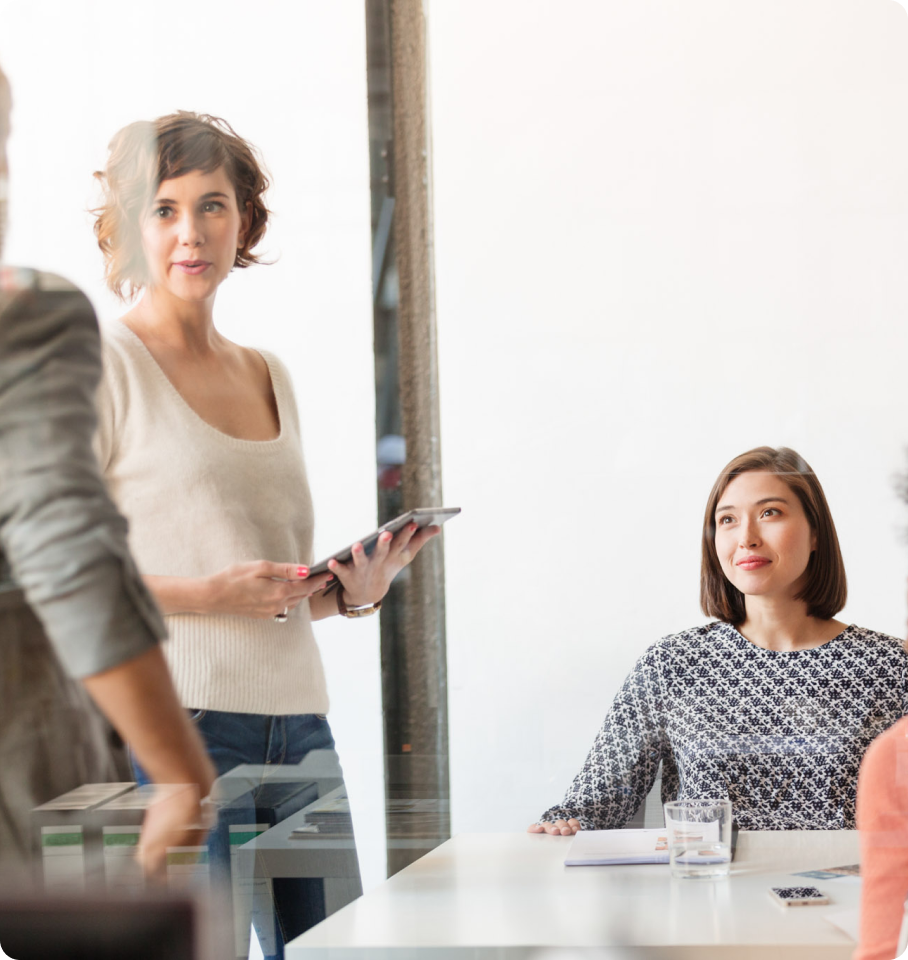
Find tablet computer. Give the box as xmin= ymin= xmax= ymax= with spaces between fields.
xmin=308 ymin=507 xmax=461 ymax=576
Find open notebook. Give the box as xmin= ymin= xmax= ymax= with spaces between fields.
xmin=564 ymin=829 xmax=669 ymax=866
xmin=565 ymin=826 xmax=739 ymax=867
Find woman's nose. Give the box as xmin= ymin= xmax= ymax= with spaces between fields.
xmin=178 ymin=213 xmax=204 ymax=247
xmin=739 ymin=518 xmax=760 ymax=547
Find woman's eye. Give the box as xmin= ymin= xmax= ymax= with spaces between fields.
xmin=201 ymin=201 xmax=224 ymax=213
xmin=153 ymin=206 xmax=173 ymax=219
xmin=718 ymin=516 xmax=734 ymax=525
xmin=761 ymin=508 xmax=779 ymax=518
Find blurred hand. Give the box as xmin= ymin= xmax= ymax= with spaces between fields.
xmin=527 ymin=819 xmax=582 ymax=836
xmin=328 ymin=523 xmax=440 ymax=607
xmin=138 ymin=783 xmax=209 ymax=881
xmin=206 ymin=561 xmax=333 ymax=619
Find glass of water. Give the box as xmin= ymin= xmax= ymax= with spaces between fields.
xmin=663 ymin=799 xmax=732 ymax=879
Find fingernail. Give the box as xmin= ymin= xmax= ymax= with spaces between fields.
xmin=353 ymin=544 xmax=363 ymax=553
xmin=297 ymin=566 xmax=309 ymax=578
xmin=327 ymin=574 xmax=334 ymax=581
xmin=409 ymin=523 xmax=418 ymax=531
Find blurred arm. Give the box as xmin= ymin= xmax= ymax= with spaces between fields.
xmin=0 ymin=275 xmax=214 ymax=871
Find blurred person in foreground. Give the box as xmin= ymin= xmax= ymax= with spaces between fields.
xmin=854 ymin=716 xmax=908 ymax=960
xmin=0 ymin=64 xmax=214 ymax=878
xmin=853 ymin=472 xmax=908 ymax=960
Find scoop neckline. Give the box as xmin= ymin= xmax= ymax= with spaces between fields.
xmin=717 ymin=621 xmax=855 ymax=655
xmin=112 ymin=320 xmax=287 ymax=449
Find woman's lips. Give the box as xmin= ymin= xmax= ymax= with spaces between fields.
xmin=737 ymin=557 xmax=771 ymax=570
xmin=174 ymin=260 xmax=211 ymax=275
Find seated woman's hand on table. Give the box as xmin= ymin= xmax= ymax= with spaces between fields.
xmin=527 ymin=819 xmax=582 ymax=835
xmin=327 ymin=522 xmax=440 ymax=607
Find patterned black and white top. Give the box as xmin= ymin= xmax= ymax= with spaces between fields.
xmin=539 ymin=622 xmax=908 ymax=830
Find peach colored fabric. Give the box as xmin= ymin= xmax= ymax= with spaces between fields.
xmin=855 ymin=715 xmax=908 ymax=960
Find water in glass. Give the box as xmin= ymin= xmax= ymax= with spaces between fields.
xmin=669 ymin=840 xmax=731 ymax=879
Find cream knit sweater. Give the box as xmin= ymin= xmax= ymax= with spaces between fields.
xmin=95 ymin=320 xmax=329 ymax=715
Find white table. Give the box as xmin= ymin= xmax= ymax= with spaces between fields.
xmin=286 ymin=830 xmax=862 ymax=959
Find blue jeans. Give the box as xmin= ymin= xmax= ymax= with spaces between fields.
xmin=132 ymin=710 xmax=344 ymax=960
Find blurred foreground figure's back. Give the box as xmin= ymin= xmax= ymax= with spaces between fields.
xmin=0 ymin=268 xmax=154 ymax=867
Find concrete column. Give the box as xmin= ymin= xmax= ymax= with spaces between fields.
xmin=383 ymin=0 xmax=451 ymax=875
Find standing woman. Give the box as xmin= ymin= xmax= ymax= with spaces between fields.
xmin=529 ymin=446 xmax=908 ymax=834
xmin=91 ymin=113 xmax=438 ymax=956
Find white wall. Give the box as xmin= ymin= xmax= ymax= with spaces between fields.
xmin=0 ymin=1 xmax=388 ymax=890
xmin=429 ymin=0 xmax=908 ymax=831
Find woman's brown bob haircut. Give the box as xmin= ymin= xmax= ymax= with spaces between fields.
xmin=700 ymin=446 xmax=847 ymax=624
xmin=93 ymin=111 xmax=270 ymax=300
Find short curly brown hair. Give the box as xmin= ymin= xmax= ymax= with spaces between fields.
xmin=0 ymin=65 xmax=10 ymax=148
xmin=93 ymin=111 xmax=270 ymax=300
xmin=700 ymin=446 xmax=847 ymax=624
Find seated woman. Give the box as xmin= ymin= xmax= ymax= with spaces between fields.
xmin=529 ymin=446 xmax=908 ymax=834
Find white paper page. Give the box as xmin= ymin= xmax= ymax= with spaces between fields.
xmin=566 ymin=829 xmax=669 ymax=865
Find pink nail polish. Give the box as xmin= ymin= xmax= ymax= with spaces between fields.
xmin=298 ymin=566 xmax=309 ymax=578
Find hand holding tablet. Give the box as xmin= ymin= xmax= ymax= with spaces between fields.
xmin=308 ymin=507 xmax=461 ymax=576
xmin=310 ymin=507 xmax=460 ymax=614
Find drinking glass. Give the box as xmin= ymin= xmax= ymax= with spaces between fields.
xmin=663 ymin=799 xmax=732 ymax=879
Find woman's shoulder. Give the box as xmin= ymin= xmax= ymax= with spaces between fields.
xmin=650 ymin=621 xmax=730 ymax=653
xmin=635 ymin=622 xmax=730 ymax=669
xmin=839 ymin=624 xmax=908 ymax=658
xmin=255 ymin=348 xmax=293 ymax=389
xmin=254 ymin=348 xmax=301 ymax=429
xmin=98 ymin=319 xmax=145 ymax=373
xmin=843 ymin=624 xmax=903 ymax=644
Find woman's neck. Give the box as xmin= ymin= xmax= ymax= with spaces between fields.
xmin=123 ymin=288 xmax=222 ymax=354
xmin=738 ymin=596 xmax=845 ymax=651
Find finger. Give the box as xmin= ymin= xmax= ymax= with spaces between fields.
xmin=256 ymin=560 xmax=310 ymax=581
xmin=567 ymin=819 xmax=581 ymax=834
xmin=137 ymin=842 xmax=166 ymax=881
xmin=389 ymin=522 xmax=420 ymax=554
xmin=283 ymin=574 xmax=333 ymax=601
xmin=402 ymin=525 xmax=440 ymax=558
xmin=543 ymin=821 xmax=565 ymax=835
xmin=371 ymin=530 xmax=394 ymax=561
xmin=327 ymin=558 xmax=354 ymax=587
xmin=349 ymin=542 xmax=369 ymax=569
xmin=527 ymin=823 xmax=545 ymax=833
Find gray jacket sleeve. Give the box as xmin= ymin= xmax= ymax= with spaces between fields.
xmin=0 ymin=271 xmax=166 ymax=677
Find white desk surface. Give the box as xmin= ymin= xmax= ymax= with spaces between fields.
xmin=286 ymin=830 xmax=861 ymax=960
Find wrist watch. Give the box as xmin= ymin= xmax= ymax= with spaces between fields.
xmin=336 ymin=589 xmax=382 ymax=618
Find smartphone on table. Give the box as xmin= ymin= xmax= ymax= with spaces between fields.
xmin=768 ymin=886 xmax=830 ymax=907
